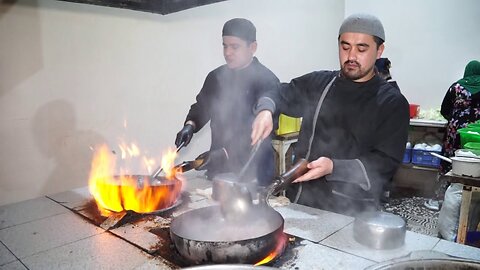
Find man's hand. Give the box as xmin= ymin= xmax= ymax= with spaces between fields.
xmin=251 ymin=110 xmax=273 ymax=145
xmin=195 ymin=148 xmax=228 ymax=171
xmin=175 ymin=124 xmax=194 ymax=147
xmin=292 ymin=157 xmax=333 ymax=183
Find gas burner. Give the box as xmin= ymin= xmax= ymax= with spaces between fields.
xmin=148 ymin=227 xmax=303 ymax=268
xmin=75 ymin=193 xmax=188 ymax=230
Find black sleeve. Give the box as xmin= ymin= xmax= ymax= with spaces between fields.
xmin=255 ymin=71 xmax=333 ymax=117
xmin=185 ymin=72 xmax=215 ymax=132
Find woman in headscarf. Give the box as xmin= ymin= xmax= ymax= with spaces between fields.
xmin=441 ymin=60 xmax=480 ymax=168
xmin=425 ymin=60 xmax=480 ymax=211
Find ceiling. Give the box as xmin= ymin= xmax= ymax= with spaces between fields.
xmin=58 ymin=0 xmax=227 ymax=15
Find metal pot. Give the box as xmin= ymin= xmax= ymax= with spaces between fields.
xmin=430 ymin=152 xmax=480 ymax=177
xmin=170 ymin=204 xmax=284 ymax=265
xmin=183 ymin=265 xmax=279 ymax=270
xmin=366 ymin=250 xmax=480 ymax=270
xmin=93 ymin=175 xmax=182 ymax=214
xmin=353 ymin=211 xmax=406 ymax=249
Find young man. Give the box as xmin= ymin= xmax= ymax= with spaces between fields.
xmin=251 ymin=14 xmax=409 ymax=215
xmin=175 ymin=18 xmax=280 ymax=186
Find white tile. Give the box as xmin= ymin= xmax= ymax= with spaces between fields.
xmin=0 ymin=212 xmax=103 ymax=259
xmin=278 ymin=240 xmax=375 ymax=270
xmin=275 ymin=204 xmax=354 ymax=243
xmin=132 ymin=257 xmax=176 ymax=270
xmin=47 ymin=187 xmax=92 ymax=210
xmin=0 ymin=260 xmax=27 ymax=270
xmin=21 ymin=233 xmax=155 ymax=270
xmin=320 ymin=223 xmax=440 ymax=262
xmin=110 ymin=222 xmax=163 ymax=253
xmin=433 ymin=239 xmax=480 ymax=261
xmin=0 ymin=197 xmax=68 ymax=229
xmin=184 ymin=177 xmax=212 ymax=193
xmin=0 ymin=243 xmax=16 ymax=266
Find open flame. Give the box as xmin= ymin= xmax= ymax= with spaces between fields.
xmin=254 ymin=233 xmax=287 ymax=266
xmin=88 ymin=144 xmax=182 ymax=216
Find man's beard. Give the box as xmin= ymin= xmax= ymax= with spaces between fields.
xmin=341 ymin=60 xmax=373 ymax=81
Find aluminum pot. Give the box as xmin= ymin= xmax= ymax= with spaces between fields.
xmin=353 ymin=211 xmax=406 ymax=250
xmin=183 ymin=265 xmax=279 ymax=270
xmin=170 ymin=204 xmax=284 ymax=265
xmin=366 ymin=250 xmax=480 ymax=270
xmin=430 ymin=152 xmax=480 ymax=177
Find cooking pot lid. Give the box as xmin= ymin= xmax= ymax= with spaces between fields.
xmin=355 ymin=211 xmax=405 ymax=228
xmin=451 ymin=156 xmax=480 ymax=163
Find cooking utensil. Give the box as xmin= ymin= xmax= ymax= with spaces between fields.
xmin=173 ymin=158 xmax=204 ymax=173
xmin=184 ymin=265 xmax=279 ymax=270
xmin=150 ymin=141 xmax=186 ymax=179
xmin=170 ymin=204 xmax=284 ymax=265
xmin=95 ymin=175 xmax=182 ymax=214
xmin=266 ymin=158 xmax=309 ymax=198
xmin=216 ymin=139 xmax=264 ymax=219
xmin=219 ymin=181 xmax=254 ymax=221
xmin=237 ymin=138 xmax=264 ymax=181
xmin=353 ymin=211 xmax=406 ymax=250
xmin=365 ymin=250 xmax=480 ymax=270
xmin=430 ymin=152 xmax=480 ymax=177
xmin=217 ymin=158 xmax=309 ymax=221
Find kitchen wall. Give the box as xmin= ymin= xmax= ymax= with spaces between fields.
xmin=345 ymin=0 xmax=480 ymax=108
xmin=0 ymin=0 xmax=343 ymax=205
xmin=1 ymin=0 xmax=479 ymax=206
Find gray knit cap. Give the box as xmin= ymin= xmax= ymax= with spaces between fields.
xmin=338 ymin=13 xmax=385 ymax=41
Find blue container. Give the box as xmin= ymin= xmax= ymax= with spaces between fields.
xmin=411 ymin=149 xmax=441 ymax=167
xmin=403 ymin=148 xmax=412 ymax=164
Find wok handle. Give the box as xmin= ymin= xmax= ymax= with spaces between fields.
xmin=268 ymin=158 xmax=309 ymax=195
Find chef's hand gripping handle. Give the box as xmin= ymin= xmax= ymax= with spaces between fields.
xmin=269 ymin=158 xmax=309 ymax=196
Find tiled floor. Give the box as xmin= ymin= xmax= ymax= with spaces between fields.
xmin=0 ymin=194 xmax=173 ymax=270
xmin=1 ymin=178 xmax=479 ymax=270
xmin=383 ymin=196 xmax=439 ymax=237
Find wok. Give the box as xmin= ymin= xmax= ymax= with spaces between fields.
xmin=170 ymin=204 xmax=284 ymax=265
xmin=94 ymin=175 xmax=182 ymax=214
xmin=169 ymin=159 xmax=309 ymax=265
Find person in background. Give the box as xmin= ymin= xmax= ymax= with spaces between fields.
xmin=175 ymin=18 xmax=280 ymax=186
xmin=425 ymin=60 xmax=480 ymax=211
xmin=251 ymin=13 xmax=409 ymax=216
xmin=375 ymin=57 xmax=400 ymax=91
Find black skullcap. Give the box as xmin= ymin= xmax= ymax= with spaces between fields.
xmin=222 ymin=18 xmax=256 ymax=42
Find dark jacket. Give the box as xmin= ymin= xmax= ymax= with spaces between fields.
xmin=185 ymin=57 xmax=280 ymax=185
xmin=256 ymin=71 xmax=409 ymax=215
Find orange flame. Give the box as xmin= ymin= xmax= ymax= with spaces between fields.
xmin=88 ymin=144 xmax=182 ymax=216
xmin=254 ymin=233 xmax=287 ymax=266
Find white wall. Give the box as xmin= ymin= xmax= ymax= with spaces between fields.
xmin=3 ymin=0 xmax=478 ymax=206
xmin=345 ymin=0 xmax=480 ymax=108
xmin=0 ymin=0 xmax=343 ymax=205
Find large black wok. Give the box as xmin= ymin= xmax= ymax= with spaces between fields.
xmin=170 ymin=204 xmax=284 ymax=265
xmin=170 ymin=159 xmax=309 ymax=265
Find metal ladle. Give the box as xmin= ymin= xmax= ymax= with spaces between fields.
xmin=150 ymin=141 xmax=185 ymax=179
xmin=220 ymin=157 xmax=309 ymax=220
xmin=219 ymin=139 xmax=263 ymax=220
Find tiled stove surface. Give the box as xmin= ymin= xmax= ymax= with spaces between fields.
xmin=1 ymin=176 xmax=479 ymax=270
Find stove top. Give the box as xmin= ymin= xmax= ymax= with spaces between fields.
xmin=73 ymin=196 xmax=306 ymax=268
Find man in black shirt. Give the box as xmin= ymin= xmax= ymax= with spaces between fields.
xmin=251 ymin=14 xmax=409 ymax=215
xmin=175 ymin=18 xmax=280 ymax=186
